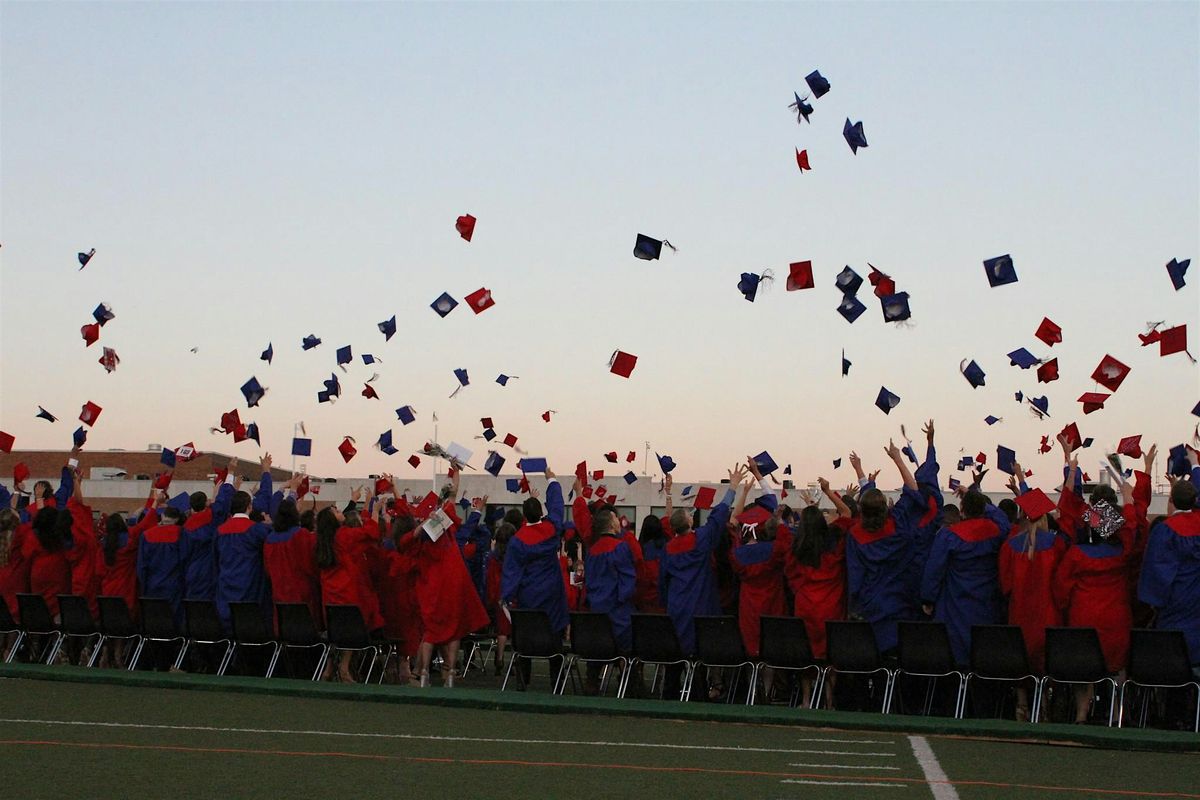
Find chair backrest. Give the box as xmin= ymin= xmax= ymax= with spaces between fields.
xmin=97 ymin=596 xmax=138 ymax=638
xmin=1044 ymin=627 xmax=1110 ymax=682
xmin=758 ymin=615 xmax=815 ymax=668
xmin=139 ymin=598 xmax=179 ymax=639
xmin=510 ymin=609 xmax=560 ymax=658
xmin=569 ymin=612 xmax=619 ymax=660
xmin=325 ymin=605 xmax=371 ymax=648
xmin=898 ymin=621 xmax=958 ymax=675
xmin=969 ymin=625 xmax=1033 ymax=679
xmin=826 ymin=620 xmax=883 ymax=672
xmin=631 ymin=614 xmax=686 ymax=663
xmin=694 ymin=616 xmax=748 ymax=665
xmin=184 ymin=600 xmax=227 ymax=641
xmin=230 ymin=602 xmax=274 ymax=644
xmin=1128 ymin=628 xmax=1194 ymax=686
xmin=276 ymin=603 xmax=322 ymax=645
xmin=0 ymin=600 xmax=17 ymax=631
xmin=57 ymin=595 xmax=96 ymax=635
xmin=17 ymin=593 xmax=57 ymax=633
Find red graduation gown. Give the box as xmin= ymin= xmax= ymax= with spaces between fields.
xmin=319 ymin=519 xmax=384 ymax=631
xmin=263 ymin=526 xmax=321 ymax=628
xmin=998 ymin=526 xmax=1067 ymax=670
xmin=730 ymin=527 xmax=791 ymax=658
xmin=410 ymin=504 xmax=489 ymax=645
xmin=0 ymin=524 xmax=32 ymax=618
xmin=784 ymin=518 xmax=850 ymax=660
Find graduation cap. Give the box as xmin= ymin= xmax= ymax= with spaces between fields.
xmin=79 ymin=401 xmax=102 ymax=427
xmin=1015 ymin=488 xmax=1055 ymax=520
xmin=985 ymin=415 xmax=1001 ymax=425
xmin=832 ymin=458 xmax=842 ymax=468
xmin=336 ymin=345 xmax=353 ymax=369
xmin=338 ymin=437 xmax=357 ymax=463
xmin=216 ymin=409 xmax=242 ymax=434
xmin=842 ymin=350 xmax=851 ymax=377
xmin=1015 ymin=391 xmax=1024 ymax=403
xmin=787 ymin=261 xmax=814 ymax=290
xmin=498 ymin=374 xmax=520 ymax=387
xmin=693 ymin=486 xmax=716 ymax=510
xmin=737 ymin=271 xmax=772 ymax=302
xmin=318 ymin=373 xmax=341 ymax=404
xmin=431 ymin=292 xmax=458 ymax=318
xmin=456 ymin=213 xmax=476 ymax=242
xmin=301 ymin=334 xmax=321 ymax=351
xmin=875 ymin=387 xmax=901 ymax=414
xmin=241 ymin=377 xmax=266 ymax=407
xmin=837 ymin=294 xmax=867 ymax=323
xmin=609 ymin=350 xmax=637 ymax=378
xmin=396 ymin=405 xmax=416 ymax=425
xmin=868 ymin=265 xmax=896 ymax=298
xmin=1091 ymin=355 xmax=1130 ymax=392
xmin=1029 ymin=395 xmax=1050 ymax=419
xmin=37 ymin=406 xmax=57 ymax=424
xmin=0 ymin=431 xmax=13 ymax=453
xmin=98 ymin=347 xmax=119 ymax=373
xmin=506 ymin=478 xmax=521 ymax=493
xmin=1117 ymin=435 xmax=1143 ymax=459
xmin=996 ymin=445 xmax=1017 ymax=475
xmin=804 ymin=69 xmax=831 ymax=98
xmin=378 ymin=315 xmax=397 ymax=341
xmin=633 ymin=233 xmax=676 ymax=261
xmin=788 ymin=91 xmax=813 ymax=123
xmin=504 ymin=433 xmax=519 ymax=448
xmin=842 ymin=118 xmax=868 ymax=154
xmin=1036 ymin=359 xmax=1059 ymax=384
xmin=1035 ymin=318 xmax=1062 ymax=347
xmin=542 ymin=410 xmax=554 ymax=423
xmin=627 ymin=451 xmax=637 ymax=463
xmin=245 ymin=423 xmax=261 ymax=445
xmin=81 ymin=323 xmax=100 ymax=347
xmin=753 ymin=451 xmax=779 ymax=475
xmin=167 ymin=491 xmax=191 ymax=515
xmin=1193 ymin=400 xmax=1200 ymax=418
xmin=657 ymin=454 xmax=677 ymax=474
xmin=291 ymin=437 xmax=312 ymax=457
xmin=1159 ymin=325 xmax=1192 ymax=359
xmin=377 ymin=430 xmax=398 ymax=456
xmin=362 ymin=384 xmax=379 ymax=400
xmin=232 ymin=422 xmax=252 ymax=443
xmin=958 ymin=456 xmax=974 ymax=470
xmin=482 ymin=428 xmax=496 ymax=442
xmin=518 ymin=457 xmax=547 ymax=473
xmin=362 ymin=354 xmax=379 ymax=365
xmin=1167 ymin=444 xmax=1191 ymax=477
xmin=1038 ymin=435 xmax=1053 ymax=454
xmin=73 ymin=426 xmax=88 ymax=448
xmin=1008 ymin=348 xmax=1040 ymax=369
xmin=880 ymin=292 xmax=911 ymax=323
xmin=623 ymin=471 xmax=638 ymax=485
xmin=465 ymin=287 xmax=495 ymax=314
xmin=592 ymin=470 xmax=605 ymax=480
xmin=961 ymin=359 xmax=986 ymax=388
xmin=983 ymin=254 xmax=1017 ymax=287
xmin=1166 ymin=257 xmax=1190 ymax=291
xmin=574 ymin=460 xmax=588 ymax=483
xmin=795 ymin=148 xmax=811 ymax=172
xmin=153 ymin=470 xmax=173 ymax=491
xmin=834 ymin=266 xmax=863 ymax=295
xmin=1078 ymin=392 xmax=1110 ymax=414
xmin=260 ymin=343 xmax=273 ymax=364
xmin=604 ymin=452 xmax=618 ymax=463
xmin=92 ymin=303 xmax=115 ymax=326
xmin=157 ymin=447 xmax=177 ymax=469
xmin=1060 ymin=422 xmax=1083 ymax=452
xmin=77 ymin=248 xmax=95 ymax=269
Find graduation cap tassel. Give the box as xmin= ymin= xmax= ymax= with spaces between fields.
xmin=661 ymin=240 xmax=677 ymax=252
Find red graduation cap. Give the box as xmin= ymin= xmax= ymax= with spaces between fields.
xmin=1034 ymin=318 xmax=1062 ymax=347
xmin=79 ymin=401 xmax=102 ymax=427
xmin=1117 ymin=435 xmax=1143 ymax=458
xmin=542 ymin=411 xmax=552 ymax=423
xmin=1091 ymin=355 xmax=1130 ymax=392
xmin=786 ymin=261 xmax=814 ymax=291
xmin=213 ymin=466 xmax=229 ymax=484
xmin=868 ymin=265 xmax=896 ymax=298
xmin=0 ymin=431 xmax=13 ymax=453
xmin=13 ymin=463 xmax=30 ymax=485
xmin=592 ymin=470 xmax=605 ymax=480
xmin=795 ymin=148 xmax=810 ymax=172
xmin=481 ymin=417 xmax=494 ymax=430
xmin=153 ymin=471 xmax=173 ymax=491
xmin=694 ymin=486 xmax=716 ymax=510
xmin=374 ymin=478 xmax=393 ymax=496
xmin=232 ymin=423 xmax=251 ymax=443
xmin=408 ymin=454 xmax=421 ymax=468
xmin=465 ymin=287 xmax=495 ymax=314
xmin=1060 ymin=423 xmax=1083 ymax=452
xmin=1078 ymin=392 xmax=1110 ymax=414
xmin=1014 ymin=488 xmax=1055 ymax=520
xmin=626 ymin=451 xmax=636 ymax=463
xmin=1159 ymin=325 xmax=1191 ymax=358
xmin=217 ymin=410 xmax=241 ymax=434
xmin=605 ymin=452 xmax=618 ymax=463
xmin=338 ymin=437 xmax=357 ymax=463
xmin=1139 ymin=329 xmax=1162 ymax=346
xmin=99 ymin=347 xmax=119 ymax=373
xmin=81 ymin=323 xmax=100 ymax=347
xmin=413 ymin=492 xmax=440 ymax=520
xmin=581 ymin=486 xmax=594 ymax=499
xmin=737 ymin=504 xmax=772 ymax=528
xmin=595 ymin=486 xmax=608 ymax=499
xmin=575 ymin=461 xmax=588 ymax=483
xmin=455 ymin=214 xmax=476 ymax=242
xmin=609 ymin=350 xmax=637 ymax=378
xmin=503 ymin=433 xmax=518 ymax=448
xmin=362 ymin=384 xmax=380 ymax=400
xmin=1036 ymin=358 xmax=1059 ymax=384
xmin=1038 ymin=435 xmax=1053 ymax=454
xmin=975 ymin=452 xmax=987 ymax=465
xmin=293 ymin=475 xmax=309 ymax=500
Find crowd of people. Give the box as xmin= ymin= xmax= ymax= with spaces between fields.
xmin=1 ymin=422 xmax=1198 ymax=726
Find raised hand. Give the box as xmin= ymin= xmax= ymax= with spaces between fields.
xmin=260 ymin=453 xmax=273 ymax=472
xmin=868 ymin=469 xmax=881 ymax=483
xmin=350 ymin=486 xmax=363 ymax=503
xmin=728 ymin=463 xmax=749 ymax=486
xmin=922 ymin=419 xmax=935 ymax=443
xmin=848 ymin=451 xmax=862 ymax=472
xmin=817 ymin=477 xmax=831 ymax=493
xmin=664 ymin=473 xmax=673 ymax=491
xmin=885 ymin=439 xmax=901 ymax=460
xmin=544 ymin=466 xmax=556 ymax=480
xmin=1144 ymin=444 xmax=1157 ymax=473
xmin=745 ymin=457 xmax=763 ymax=481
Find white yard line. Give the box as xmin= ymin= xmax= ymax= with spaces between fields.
xmin=781 ymin=779 xmax=906 ymax=788
xmin=907 ymin=735 xmax=959 ymax=800
xmin=789 ymin=763 xmax=901 ymax=770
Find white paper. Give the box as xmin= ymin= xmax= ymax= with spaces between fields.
xmin=446 ymin=441 xmax=473 ymax=467
xmin=422 ymin=508 xmax=451 ymax=542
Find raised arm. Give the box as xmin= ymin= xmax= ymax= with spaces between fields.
xmin=663 ymin=473 xmax=674 ymax=520
xmin=819 ymin=477 xmax=851 ymax=519
xmin=252 ymin=453 xmax=274 ymax=514
xmin=886 ymin=440 xmax=919 ymax=491
xmin=543 ymin=467 xmax=565 ymax=533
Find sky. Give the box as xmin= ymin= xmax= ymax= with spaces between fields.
xmin=1 ymin=1 xmax=1197 ymax=489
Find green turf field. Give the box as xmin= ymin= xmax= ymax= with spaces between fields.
xmin=1 ymin=671 xmax=1198 ymax=799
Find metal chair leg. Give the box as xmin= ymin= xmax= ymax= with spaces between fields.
xmin=310 ymin=645 xmax=330 ymax=681
xmin=501 ymin=651 xmax=518 ymax=691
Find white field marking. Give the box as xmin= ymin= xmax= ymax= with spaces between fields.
xmin=0 ymin=718 xmax=894 ymax=756
xmin=907 ymin=735 xmax=960 ymax=800
xmin=789 ymin=763 xmax=901 ymax=770
xmin=780 ymin=779 xmax=906 ymax=788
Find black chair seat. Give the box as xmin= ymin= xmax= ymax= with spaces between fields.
xmin=502 ymin=609 xmax=567 ymax=694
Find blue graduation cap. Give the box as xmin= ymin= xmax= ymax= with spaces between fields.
xmin=241 ymin=377 xmax=266 ymax=408
xmin=378 ymin=315 xmax=397 ymax=341
xmin=484 ymin=451 xmax=505 ymax=476
xmin=837 ymin=294 xmax=867 ymax=323
xmin=681 ymin=485 xmax=694 ymax=496
xmin=875 ymin=387 xmax=900 ymax=414
xmin=77 ymin=248 xmax=95 ymax=269
xmin=246 ymin=422 xmax=261 ymax=445
xmin=948 ymin=477 xmax=962 ymax=491
xmin=457 ymin=497 xmax=471 ymax=511
xmin=1030 ymin=395 xmax=1050 ymax=418
xmin=833 ymin=458 xmax=842 ymax=468
xmin=506 ymin=478 xmax=521 ymax=493
xmin=92 ymin=303 xmax=115 ymax=326
xmin=36 ymin=406 xmax=57 ymax=422
xmin=634 ymin=234 xmax=675 ymax=261
xmin=318 ymin=373 xmax=341 ymax=404
xmin=396 ymin=405 xmax=416 ymax=425
xmin=1192 ymin=400 xmax=1200 ymax=417
xmin=842 ymin=350 xmax=851 ymax=377
xmin=657 ymin=453 xmax=677 ymax=474
xmin=997 ymin=445 xmax=1017 ymax=475
xmin=843 ymin=118 xmax=868 ymax=154
xmin=805 ymin=69 xmax=831 ymax=98
xmin=737 ymin=272 xmax=767 ymax=302
xmin=73 ymin=426 xmax=87 ymax=448
xmin=880 ymin=292 xmax=911 ymax=323
xmin=336 ymin=345 xmax=352 ymax=367
xmin=789 ymin=91 xmax=813 ymax=123
xmin=431 ymin=292 xmax=459 ymax=317
xmin=260 ymin=343 xmax=273 ymax=364
xmin=1015 ymin=391 xmax=1024 ymax=403
xmin=901 ymin=443 xmax=918 ymax=464
xmin=482 ymin=428 xmax=496 ymax=442
xmin=167 ymin=491 xmax=191 ymax=515
xmin=160 ymin=447 xmax=177 ymax=468
xmin=454 ymin=368 xmax=469 ymax=387
xmin=1082 ymin=437 xmax=1095 ymax=449
xmin=961 ymin=360 xmax=986 ymax=388
xmin=1167 ymin=444 xmax=1191 ymax=477
xmin=362 ymin=354 xmax=378 ymax=365
xmin=291 ymin=437 xmax=312 ymax=457
xmin=518 ymin=457 xmax=547 ymax=473
xmin=985 ymin=415 xmax=1001 ymax=426
xmin=496 ymin=374 xmax=512 ymax=386
xmin=983 ymin=254 xmax=1018 ymax=288
xmin=753 ymin=451 xmax=779 ymax=475
xmin=1008 ymin=348 xmax=1040 ymax=369
xmin=834 ymin=266 xmax=863 ymax=295
xmin=376 ymin=430 xmax=398 ymax=456
xmin=784 ymin=464 xmax=793 ymax=475
xmin=301 ymin=334 xmax=321 ymax=351
xmin=623 ymin=471 xmax=638 ymax=485
xmin=1166 ymin=258 xmax=1190 ymax=291
xmin=958 ymin=456 xmax=974 ymax=470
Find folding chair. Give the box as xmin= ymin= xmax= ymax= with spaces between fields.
xmin=95 ymin=596 xmax=143 ymax=670
xmin=325 ymin=605 xmax=383 ymax=683
xmin=1119 ymin=629 xmax=1200 ymax=732
xmin=459 ymin=631 xmax=497 ymax=678
xmin=54 ymin=595 xmax=102 ymax=666
xmin=1 ymin=600 xmax=26 ymax=664
xmin=752 ymin=616 xmax=823 ymax=707
xmin=818 ymin=620 xmax=895 ymax=711
xmin=228 ymin=602 xmax=281 ymax=677
xmin=694 ymin=616 xmax=756 ymax=704
xmin=274 ymin=603 xmax=329 ymax=680
xmin=502 ymin=609 xmax=567 ymax=693
xmin=131 ymin=598 xmax=186 ymax=672
xmin=888 ymin=621 xmax=968 ymax=718
xmin=563 ymin=612 xmax=630 ymax=697
xmin=16 ymin=593 xmax=63 ymax=665
xmin=967 ymin=625 xmax=1042 ymax=721
xmin=179 ymin=600 xmax=235 ymax=675
xmin=630 ymin=613 xmax=695 ymax=701
xmin=1036 ymin=627 xmax=1118 ymax=726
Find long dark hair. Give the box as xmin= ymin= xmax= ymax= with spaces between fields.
xmin=638 ymin=514 xmax=665 ymax=546
xmin=859 ymin=488 xmax=888 ymax=532
xmin=33 ymin=507 xmax=65 ymax=552
xmin=493 ymin=522 xmax=516 ymax=562
xmin=791 ymin=506 xmax=836 ymax=569
xmin=273 ymin=499 xmax=300 ymax=533
xmin=0 ymin=509 xmax=17 ymax=568
xmin=314 ymin=507 xmax=340 ymax=570
xmin=103 ymin=514 xmax=129 ymax=567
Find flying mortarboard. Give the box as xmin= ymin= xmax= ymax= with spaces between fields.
xmin=1091 ymin=355 xmax=1130 ymax=392
xmin=996 ymin=445 xmax=1017 ymax=475
xmin=983 ymin=254 xmax=1017 ymax=288
xmin=834 ymin=266 xmax=863 ymax=295
xmin=880 ymin=292 xmax=911 ymax=323
xmin=1192 ymin=400 xmax=1200 ymax=417
xmin=0 ymin=431 xmax=13 ymax=453
xmin=1060 ymin=423 xmax=1083 ymax=452
xmin=506 ymin=478 xmax=521 ymax=493
xmin=518 ymin=457 xmax=548 ymax=473
xmin=241 ymin=377 xmax=266 ymax=408
xmin=79 ymin=401 xmax=102 ymax=427
xmin=77 ymin=248 xmax=95 ymax=269
xmin=1008 ymin=348 xmax=1040 ymax=369
xmin=72 ymin=426 xmax=88 ymax=448
xmin=787 ymin=261 xmax=814 ymax=291
xmin=431 ymin=292 xmax=459 ymax=318
xmin=81 ymin=323 xmax=100 ymax=347
xmin=1166 ymin=444 xmax=1191 ymax=477
xmin=1035 ymin=318 xmax=1062 ymax=347
xmin=1029 ymin=395 xmax=1050 ymax=418
xmin=657 ymin=454 xmax=677 ymax=474
xmin=633 ymin=234 xmax=676 ymax=261
xmin=604 ymin=452 xmax=618 ymax=463
xmin=456 ymin=214 xmax=476 ymax=242
xmin=1117 ymin=435 xmax=1143 ymax=459
xmin=626 ymin=451 xmax=637 ymax=463
xmin=163 ymin=446 xmax=179 ymax=467
xmin=958 ymin=456 xmax=974 ymax=470
xmin=609 ymin=350 xmax=637 ymax=378
xmin=694 ymin=486 xmax=716 ymax=510
xmin=378 ymin=315 xmax=397 ymax=341
xmin=338 ymin=437 xmax=357 ymax=463
xmin=301 ymin=334 xmax=321 ymax=351
xmin=1166 ymin=258 xmax=1190 ymax=291
xmin=153 ymin=470 xmax=172 ymax=491
xmin=1159 ymin=325 xmax=1192 ymax=359
xmin=370 ymin=429 xmax=396 ymax=455
xmin=362 ymin=384 xmax=379 ymax=400
xmin=217 ymin=409 xmax=241 ymax=434
xmin=542 ymin=411 xmax=553 ymax=423
xmin=482 ymin=428 xmax=496 ymax=442
xmin=395 ymin=406 xmax=416 ymax=425
xmin=575 ymin=461 xmax=588 ymax=483
xmin=788 ymin=92 xmax=813 ymax=123
xmin=408 ymin=454 xmax=421 ymax=468
xmin=503 ymin=433 xmax=519 ymax=448
xmin=99 ymin=347 xmax=119 ymax=373
xmin=92 ymin=303 xmax=115 ymax=326
xmin=245 ymin=423 xmax=260 ymax=445
xmin=1039 ymin=435 xmax=1053 ymax=454
xmin=1078 ymin=392 xmax=1110 ymax=414
xmin=1015 ymin=391 xmax=1024 ymax=403
xmin=795 ymin=148 xmax=810 ymax=172
xmin=976 ymin=452 xmax=987 ymax=465
xmin=1015 ymin=488 xmax=1055 ymax=520
xmin=753 ymin=451 xmax=779 ymax=475
xmin=260 ymin=343 xmax=273 ymax=364
xmin=291 ymin=437 xmax=311 ymax=457
xmin=232 ymin=422 xmax=251 ymax=443
xmin=737 ymin=271 xmax=772 ymax=302
xmin=1036 ymin=359 xmax=1059 ymax=384
xmin=805 ymin=69 xmax=831 ymax=98
xmin=465 ymin=287 xmax=495 ymax=314
xmin=875 ymin=387 xmax=900 ymax=414
xmin=318 ymin=373 xmax=341 ymax=404
xmin=336 ymin=345 xmax=352 ymax=369
xmin=961 ymin=359 xmax=986 ymax=388
xmin=623 ymin=471 xmax=637 ymax=485
xmin=837 ymin=294 xmax=867 ymax=323
xmin=592 ymin=470 xmax=605 ymax=480
xmin=841 ymin=350 xmax=851 ymax=377
xmin=484 ymin=451 xmax=505 ymax=476
xmin=832 ymin=458 xmax=842 ymax=468
xmin=842 ymin=118 xmax=868 ymax=154
xmin=985 ymin=416 xmax=1001 ymax=425
xmin=868 ymin=265 xmax=896 ymax=297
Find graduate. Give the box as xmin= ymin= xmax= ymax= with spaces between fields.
xmin=484 ymin=522 xmax=516 ymax=674
xmin=634 ymin=512 xmax=668 ymax=613
xmin=581 ymin=504 xmax=637 ymax=652
xmin=214 ymin=485 xmax=272 ymax=630
xmin=0 ymin=507 xmax=27 ymax=661
xmin=454 ymin=501 xmax=491 ymax=603
xmin=376 ymin=502 xmax=424 ymax=684
xmin=101 ymin=487 xmax=161 ymax=617
xmin=24 ymin=504 xmax=77 ymax=622
xmin=501 ymin=467 xmax=569 ymax=635
xmin=137 ymin=502 xmax=188 ymax=623
xmin=181 ymin=461 xmax=237 ymax=602
xmin=902 ymin=421 xmax=946 ymax=599
xmin=314 ymin=486 xmax=384 ymax=658
xmin=262 ymin=496 xmax=321 ymax=631
xmin=63 ymin=472 xmax=101 ymax=621
xmin=728 ymin=461 xmax=790 ymax=662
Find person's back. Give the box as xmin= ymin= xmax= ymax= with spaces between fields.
xmin=584 ymin=517 xmax=637 ymax=651
xmin=264 ymin=525 xmax=320 ymax=621
xmin=215 ymin=492 xmax=270 ymax=627
xmin=730 ymin=521 xmax=789 ymax=658
xmin=502 ymin=479 xmax=567 ymax=633
xmin=999 ymin=525 xmax=1067 ymax=670
xmin=1139 ymin=506 xmax=1200 ymax=665
xmin=846 ymin=493 xmax=916 ymax=653
xmin=137 ymin=511 xmax=186 ymax=617
xmin=181 ymin=481 xmax=234 ymax=601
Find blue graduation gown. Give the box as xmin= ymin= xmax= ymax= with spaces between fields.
xmin=501 ymin=481 xmax=568 ymax=634
xmin=659 ymin=496 xmax=734 ymax=655
xmin=137 ymin=523 xmax=185 ymax=620
xmin=584 ymin=534 xmax=637 ymax=651
xmin=903 ymin=446 xmax=945 ymax=597
xmin=1138 ymin=511 xmax=1200 ymax=665
xmin=215 ymin=514 xmax=270 ymax=628
xmin=847 ymin=509 xmax=918 ymax=653
xmin=181 ymin=481 xmax=234 ymax=601
xmin=456 ymin=511 xmax=491 ymax=602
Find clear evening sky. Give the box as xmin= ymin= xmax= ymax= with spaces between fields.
xmin=1 ymin=1 xmax=1197 ymax=488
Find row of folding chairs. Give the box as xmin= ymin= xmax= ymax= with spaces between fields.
xmin=500 ymin=611 xmax=1199 ymax=731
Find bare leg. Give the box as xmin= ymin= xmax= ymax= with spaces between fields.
xmin=442 ymin=640 xmax=460 ymax=686
xmin=822 ymin=672 xmax=838 ymax=710
xmin=415 ymin=641 xmax=434 ymax=686
xmin=759 ymin=666 xmax=775 ymax=703
xmin=1073 ymin=683 xmax=1092 ymax=723
xmin=494 ymin=635 xmax=507 ymax=675
xmin=338 ymin=650 xmax=353 ymax=683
